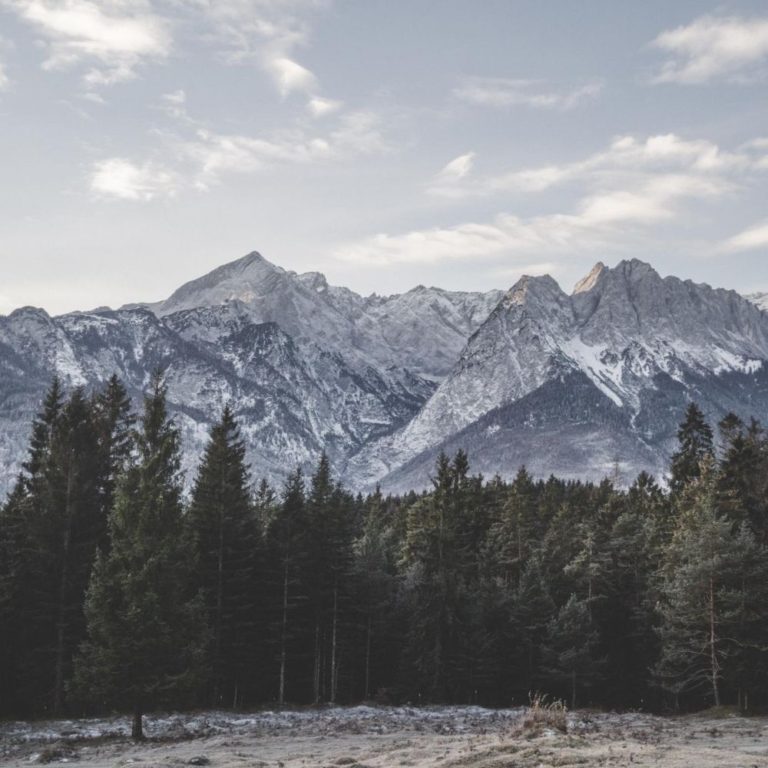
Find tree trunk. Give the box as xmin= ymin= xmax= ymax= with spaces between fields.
xmin=53 ymin=452 xmax=75 ymax=716
xmin=364 ymin=612 xmax=372 ymax=701
xmin=278 ymin=565 xmax=288 ymax=707
xmin=330 ymin=584 xmax=338 ymax=703
xmin=709 ymin=576 xmax=721 ymax=707
xmin=313 ymin=622 xmax=321 ymax=705
xmin=132 ymin=706 xmax=144 ymax=740
xmin=571 ymin=669 xmax=577 ymax=710
xmin=213 ymin=496 xmax=225 ymax=706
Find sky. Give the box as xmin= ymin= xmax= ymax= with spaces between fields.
xmin=0 ymin=0 xmax=767 ymax=315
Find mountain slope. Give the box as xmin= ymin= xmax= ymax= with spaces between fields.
xmin=1 ymin=253 xmax=767 ymax=497
xmin=348 ymin=260 xmax=768 ymax=490
xmin=0 ymin=253 xmax=499 ymax=496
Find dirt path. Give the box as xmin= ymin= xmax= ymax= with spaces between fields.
xmin=2 ymin=706 xmax=768 ymax=768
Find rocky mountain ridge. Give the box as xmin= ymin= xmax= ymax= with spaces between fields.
xmin=0 ymin=252 xmax=766 ymax=495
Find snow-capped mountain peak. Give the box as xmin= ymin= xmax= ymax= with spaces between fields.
xmin=1 ymin=253 xmax=767 ymax=497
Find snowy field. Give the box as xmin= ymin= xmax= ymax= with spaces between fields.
xmin=3 ymin=705 xmax=768 ymax=767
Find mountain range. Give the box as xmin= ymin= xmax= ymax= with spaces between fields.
xmin=1 ymin=252 xmax=767 ymax=495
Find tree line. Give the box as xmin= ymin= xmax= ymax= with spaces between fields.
xmin=2 ymin=375 xmax=768 ymax=735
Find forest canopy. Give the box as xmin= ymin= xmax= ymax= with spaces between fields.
xmin=2 ymin=379 xmax=768 ymax=736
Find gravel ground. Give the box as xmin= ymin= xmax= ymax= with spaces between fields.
xmin=2 ymin=705 xmax=768 ymax=768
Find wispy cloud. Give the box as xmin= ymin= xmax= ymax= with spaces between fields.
xmin=185 ymin=109 xmax=389 ymax=186
xmin=336 ymin=175 xmax=725 ymax=267
xmin=651 ymin=14 xmax=768 ymax=84
xmin=722 ymin=219 xmax=768 ymax=252
xmin=90 ymin=90 xmax=391 ymax=198
xmin=2 ymin=0 xmax=171 ymax=86
xmin=90 ymin=158 xmax=178 ymax=200
xmin=430 ymin=134 xmax=762 ymax=199
xmin=265 ymin=55 xmax=317 ymax=96
xmin=437 ymin=152 xmax=475 ymax=182
xmin=0 ymin=59 xmax=8 ymax=91
xmin=307 ymin=95 xmax=342 ymax=117
xmin=194 ymin=0 xmax=337 ymax=112
xmin=340 ymin=134 xmax=753 ymax=267
xmin=454 ymin=77 xmax=603 ymax=110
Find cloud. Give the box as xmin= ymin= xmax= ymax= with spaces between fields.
xmin=454 ymin=77 xmax=603 ymax=110
xmin=162 ymin=109 xmax=389 ymax=187
xmin=576 ymin=173 xmax=727 ymax=225
xmin=193 ymin=0 xmax=333 ymax=102
xmin=3 ymin=0 xmax=171 ymax=85
xmin=90 ymin=158 xmax=178 ymax=200
xmin=307 ymin=95 xmax=342 ymax=117
xmin=337 ymin=175 xmax=725 ymax=267
xmin=184 ymin=128 xmax=332 ymax=184
xmin=265 ymin=55 xmax=317 ymax=96
xmin=334 ymin=214 xmax=604 ymax=266
xmin=431 ymin=133 xmax=760 ymax=199
xmin=438 ymin=152 xmax=475 ymax=181
xmin=652 ymin=14 xmax=768 ymax=84
xmin=163 ymin=88 xmax=186 ymax=105
xmin=0 ymin=59 xmax=8 ymax=91
xmin=722 ymin=219 xmax=768 ymax=252
xmin=338 ymin=137 xmax=745 ymax=267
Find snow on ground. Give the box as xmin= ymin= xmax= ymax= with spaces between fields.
xmin=3 ymin=706 xmax=768 ymax=768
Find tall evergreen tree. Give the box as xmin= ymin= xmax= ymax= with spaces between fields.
xmin=266 ymin=468 xmax=310 ymax=705
xmin=188 ymin=406 xmax=261 ymax=708
xmin=543 ymin=593 xmax=604 ymax=708
xmin=655 ymin=459 xmax=768 ymax=709
xmin=73 ymin=376 xmax=206 ymax=739
xmin=669 ymin=403 xmax=714 ymax=495
xmin=93 ymin=375 xmax=135 ymax=544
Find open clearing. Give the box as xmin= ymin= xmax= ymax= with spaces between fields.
xmin=3 ymin=706 xmax=768 ymax=768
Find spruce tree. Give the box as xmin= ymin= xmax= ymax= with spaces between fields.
xmin=73 ymin=376 xmax=206 ymax=739
xmin=1 ymin=382 xmax=105 ymax=715
xmin=352 ymin=487 xmax=397 ymax=700
xmin=655 ymin=458 xmax=768 ymax=709
xmin=669 ymin=403 xmax=714 ymax=495
xmin=93 ymin=375 xmax=136 ymax=543
xmin=543 ymin=593 xmax=604 ymax=708
xmin=188 ymin=406 xmax=261 ymax=708
xmin=266 ymin=468 xmax=310 ymax=705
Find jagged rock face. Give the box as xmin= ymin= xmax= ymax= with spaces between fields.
xmin=142 ymin=252 xmax=503 ymax=381
xmin=0 ymin=253 xmax=497 ymax=495
xmin=350 ymin=259 xmax=768 ymax=491
xmin=1 ymin=252 xmax=767 ymax=497
xmin=748 ymin=292 xmax=768 ymax=312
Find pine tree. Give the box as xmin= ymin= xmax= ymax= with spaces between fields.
xmin=717 ymin=415 xmax=768 ymax=540
xmin=45 ymin=388 xmax=103 ymax=714
xmin=1 ymin=382 xmax=106 ymax=715
xmin=543 ymin=593 xmax=604 ymax=708
xmin=73 ymin=376 xmax=206 ymax=739
xmin=93 ymin=375 xmax=136 ymax=544
xmin=655 ymin=458 xmax=768 ymax=709
xmin=487 ymin=467 xmax=538 ymax=588
xmin=0 ymin=377 xmax=65 ymax=714
xmin=266 ymin=468 xmax=309 ymax=706
xmin=669 ymin=403 xmax=714 ymax=495
xmin=188 ymin=406 xmax=261 ymax=708
xmin=352 ymin=487 xmax=397 ymax=700
xmin=303 ymin=453 xmax=355 ymax=703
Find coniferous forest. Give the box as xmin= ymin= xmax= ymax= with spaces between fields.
xmin=2 ymin=375 xmax=768 ymax=736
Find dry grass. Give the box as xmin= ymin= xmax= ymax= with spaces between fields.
xmin=515 ymin=692 xmax=568 ymax=736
